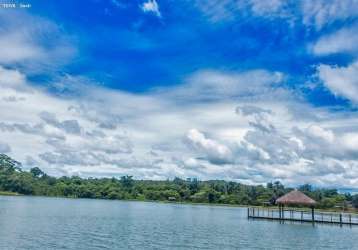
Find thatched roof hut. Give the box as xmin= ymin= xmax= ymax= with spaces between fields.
xmin=276 ymin=190 xmax=316 ymax=206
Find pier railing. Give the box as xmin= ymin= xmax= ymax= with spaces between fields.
xmin=248 ymin=207 xmax=358 ymax=226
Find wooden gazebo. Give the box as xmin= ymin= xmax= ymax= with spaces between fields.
xmin=248 ymin=190 xmax=357 ymax=225
xmin=276 ymin=190 xmax=317 ymax=223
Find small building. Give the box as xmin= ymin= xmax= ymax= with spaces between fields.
xmin=276 ymin=190 xmax=316 ymax=206
xmin=168 ymin=196 xmax=176 ymax=201
xmin=276 ymin=190 xmax=316 ymax=223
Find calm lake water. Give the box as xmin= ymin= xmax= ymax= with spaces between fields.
xmin=0 ymin=196 xmax=357 ymax=250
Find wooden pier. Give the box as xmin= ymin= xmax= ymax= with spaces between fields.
xmin=248 ymin=207 xmax=358 ymax=226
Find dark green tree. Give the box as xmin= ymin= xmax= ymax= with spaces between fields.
xmin=120 ymin=175 xmax=134 ymax=189
xmin=30 ymin=167 xmax=44 ymax=178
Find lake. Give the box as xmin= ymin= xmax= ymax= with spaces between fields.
xmin=0 ymin=196 xmax=357 ymax=250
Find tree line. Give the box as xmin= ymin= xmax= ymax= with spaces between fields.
xmin=0 ymin=154 xmax=357 ymax=209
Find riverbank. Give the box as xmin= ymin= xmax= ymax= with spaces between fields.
xmin=1 ymin=192 xmax=357 ymax=214
xmin=0 ymin=192 xmax=245 ymax=208
xmin=0 ymin=191 xmax=21 ymax=196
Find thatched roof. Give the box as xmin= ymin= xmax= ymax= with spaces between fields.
xmin=276 ymin=190 xmax=316 ymax=206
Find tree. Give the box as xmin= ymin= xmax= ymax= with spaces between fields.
xmin=0 ymin=153 xmax=355 ymax=209
xmin=0 ymin=154 xmax=22 ymax=172
xmin=120 ymin=175 xmax=134 ymax=189
xmin=345 ymin=193 xmax=352 ymax=201
xmin=30 ymin=167 xmax=44 ymax=178
xmin=188 ymin=178 xmax=199 ymax=194
xmin=273 ymin=181 xmax=284 ymax=190
xmin=299 ymin=184 xmax=312 ymax=193
xmin=206 ymin=189 xmax=220 ymax=203
xmin=173 ymin=177 xmax=185 ymax=186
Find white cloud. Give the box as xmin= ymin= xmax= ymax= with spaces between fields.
xmin=185 ymin=129 xmax=233 ymax=164
xmin=1 ymin=3 xmax=358 ymax=188
xmin=194 ymin=0 xmax=290 ymax=23
xmin=39 ymin=111 xmax=82 ymax=135
xmin=302 ymin=0 xmax=358 ymax=29
xmin=0 ymin=11 xmax=76 ymax=73
xmin=156 ymin=69 xmax=284 ymax=101
xmin=1 ymin=64 xmax=358 ymax=187
xmin=305 ymin=125 xmax=335 ymax=143
xmin=250 ymin=0 xmax=292 ymax=18
xmin=141 ymin=0 xmax=161 ymax=17
xmin=194 ymin=0 xmax=358 ymax=30
xmin=318 ymin=61 xmax=358 ymax=103
xmin=0 ymin=32 xmax=45 ymax=64
xmin=312 ymin=25 xmax=358 ymax=55
xmin=0 ymin=66 xmax=27 ymax=90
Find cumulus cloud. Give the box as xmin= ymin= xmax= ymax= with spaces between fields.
xmin=0 ymin=122 xmax=65 ymax=140
xmin=1 ymin=60 xmax=358 ymax=187
xmin=194 ymin=0 xmax=358 ymax=29
xmin=0 ymin=10 xmax=76 ymax=73
xmin=174 ymin=101 xmax=358 ymax=187
xmin=312 ymin=25 xmax=358 ymax=56
xmin=2 ymin=96 xmax=26 ymax=102
xmin=185 ymin=129 xmax=233 ymax=164
xmin=236 ymin=105 xmax=271 ymax=116
xmin=39 ymin=111 xmax=82 ymax=135
xmin=318 ymin=61 xmax=358 ymax=104
xmin=250 ymin=0 xmax=294 ymax=19
xmin=0 ymin=66 xmax=29 ymax=92
xmin=141 ymin=0 xmax=161 ymax=17
xmin=157 ymin=69 xmax=284 ymax=101
xmin=193 ymin=0 xmax=291 ymax=23
xmin=1 ymin=1 xmax=358 ymax=189
xmin=0 ymin=65 xmax=260 ymax=178
xmin=301 ymin=0 xmax=358 ymax=29
xmin=68 ymin=104 xmax=122 ymax=130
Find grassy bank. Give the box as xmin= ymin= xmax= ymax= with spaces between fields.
xmin=1 ymin=191 xmax=357 ymax=214
xmin=0 ymin=191 xmax=21 ymax=196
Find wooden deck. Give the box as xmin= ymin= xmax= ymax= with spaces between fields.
xmin=248 ymin=207 xmax=358 ymax=226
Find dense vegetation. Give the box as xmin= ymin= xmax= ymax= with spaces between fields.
xmin=1 ymin=154 xmax=357 ymax=210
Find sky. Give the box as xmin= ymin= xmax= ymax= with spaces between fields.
xmin=0 ymin=0 xmax=358 ymax=189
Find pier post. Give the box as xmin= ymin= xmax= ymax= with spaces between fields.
xmin=301 ymin=211 xmax=303 ymax=222
xmin=311 ymin=206 xmax=315 ymax=226
xmin=279 ymin=205 xmax=281 ymax=220
xmin=282 ymin=206 xmax=284 ymax=220
xmin=339 ymin=213 xmax=342 ymax=227
xmin=349 ymin=214 xmax=352 ymax=226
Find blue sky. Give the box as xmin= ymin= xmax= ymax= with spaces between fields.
xmin=0 ymin=0 xmax=358 ymax=189
xmin=21 ymin=0 xmax=355 ymax=95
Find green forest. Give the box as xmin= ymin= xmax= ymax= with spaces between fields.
xmin=1 ymin=154 xmax=357 ymax=210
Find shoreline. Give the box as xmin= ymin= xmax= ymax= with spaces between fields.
xmin=0 ymin=193 xmax=245 ymax=208
xmin=0 ymin=191 xmax=22 ymax=196
xmin=1 ymin=193 xmax=357 ymax=214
